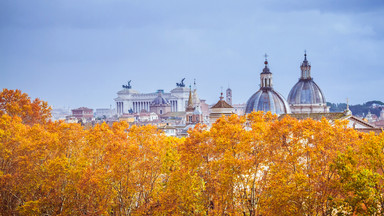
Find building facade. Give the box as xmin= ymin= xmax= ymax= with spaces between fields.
xmin=115 ymin=79 xmax=190 ymax=116
xmin=149 ymin=90 xmax=172 ymax=116
xmin=71 ymin=107 xmax=94 ymax=121
xmin=209 ymin=92 xmax=234 ymax=125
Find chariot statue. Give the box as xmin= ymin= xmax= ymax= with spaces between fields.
xmin=176 ymin=78 xmax=185 ymax=87
xmin=122 ymin=80 xmax=132 ymax=89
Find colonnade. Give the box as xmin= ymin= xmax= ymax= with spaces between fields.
xmin=133 ymin=101 xmax=151 ymax=113
xmin=117 ymin=100 xmax=181 ymax=115
xmin=170 ymin=100 xmax=178 ymax=112
xmin=116 ymin=102 xmax=124 ymax=115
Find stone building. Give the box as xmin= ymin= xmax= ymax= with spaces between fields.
xmin=149 ymin=90 xmax=171 ymax=116
xmin=115 ymin=79 xmax=190 ymax=116
xmin=185 ymin=89 xmax=203 ymax=125
xmin=209 ymin=92 xmax=234 ymax=125
xmin=71 ymin=107 xmax=93 ymax=121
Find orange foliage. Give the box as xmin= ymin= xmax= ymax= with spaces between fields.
xmin=1 ymin=89 xmax=384 ymax=215
xmin=0 ymin=89 xmax=51 ymax=125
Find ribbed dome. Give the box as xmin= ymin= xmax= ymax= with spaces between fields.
xmin=151 ymin=92 xmax=169 ymax=105
xmin=246 ymin=89 xmax=291 ymax=114
xmin=245 ymin=57 xmax=291 ymax=115
xmin=287 ymin=79 xmax=326 ymax=104
xmin=287 ymin=53 xmax=326 ymax=105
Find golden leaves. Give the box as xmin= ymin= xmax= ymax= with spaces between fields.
xmin=1 ymin=89 xmax=384 ymax=215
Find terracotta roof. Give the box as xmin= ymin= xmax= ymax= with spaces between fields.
xmin=211 ymin=100 xmax=233 ymax=109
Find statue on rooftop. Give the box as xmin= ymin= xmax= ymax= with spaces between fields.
xmin=176 ymin=78 xmax=185 ymax=87
xmin=122 ymin=80 xmax=132 ymax=89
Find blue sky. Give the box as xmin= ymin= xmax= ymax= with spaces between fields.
xmin=1 ymin=0 xmax=384 ymax=109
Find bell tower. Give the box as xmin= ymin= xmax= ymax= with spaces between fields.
xmin=226 ymin=87 xmax=232 ymax=105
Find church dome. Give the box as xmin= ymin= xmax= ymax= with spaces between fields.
xmin=246 ymin=89 xmax=291 ymax=114
xmin=287 ymin=79 xmax=326 ymax=104
xmin=245 ymin=57 xmax=291 ymax=115
xmin=287 ymin=53 xmax=326 ymax=105
xmin=151 ymin=90 xmax=170 ymax=106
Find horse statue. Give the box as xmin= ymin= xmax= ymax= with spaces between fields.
xmin=122 ymin=80 xmax=132 ymax=89
xmin=176 ymin=78 xmax=185 ymax=87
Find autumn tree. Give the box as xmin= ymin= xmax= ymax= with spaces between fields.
xmin=329 ymin=132 xmax=384 ymax=215
xmin=2 ymin=89 xmax=384 ymax=216
xmin=0 ymin=89 xmax=51 ymax=125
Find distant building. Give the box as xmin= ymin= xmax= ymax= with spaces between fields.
xmin=367 ymin=109 xmax=384 ymax=128
xmin=185 ymin=89 xmax=203 ymax=125
xmin=115 ymin=79 xmax=191 ymax=116
xmin=65 ymin=116 xmax=78 ymax=124
xmin=51 ymin=107 xmax=71 ymax=121
xmin=209 ymin=92 xmax=234 ymax=125
xmin=232 ymin=103 xmax=245 ymax=116
xmin=365 ymin=111 xmax=375 ymax=123
xmin=95 ymin=108 xmax=116 ymax=119
xmin=379 ymin=109 xmax=384 ymax=120
xmin=280 ymin=107 xmax=382 ymax=134
xmin=71 ymin=107 xmax=93 ymax=121
xmin=226 ymin=88 xmax=232 ymax=105
xmin=137 ymin=112 xmax=158 ymax=122
xmin=150 ymin=90 xmax=172 ymax=116
xmin=118 ymin=114 xmax=136 ymax=123
xmin=158 ymin=124 xmax=178 ymax=136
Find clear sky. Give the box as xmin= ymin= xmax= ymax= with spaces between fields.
xmin=1 ymin=0 xmax=384 ymax=109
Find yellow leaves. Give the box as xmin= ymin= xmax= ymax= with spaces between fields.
xmin=2 ymin=90 xmax=384 ymax=215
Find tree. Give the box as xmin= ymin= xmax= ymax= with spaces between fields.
xmin=2 ymin=89 xmax=384 ymax=215
xmin=0 ymin=89 xmax=51 ymax=125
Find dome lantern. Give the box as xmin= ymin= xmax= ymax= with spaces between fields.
xmin=260 ymin=54 xmax=273 ymax=89
xmin=300 ymin=51 xmax=312 ymax=79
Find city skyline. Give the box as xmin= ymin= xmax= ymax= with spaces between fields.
xmin=1 ymin=0 xmax=384 ymax=108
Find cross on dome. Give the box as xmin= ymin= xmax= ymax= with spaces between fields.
xmin=264 ymin=53 xmax=269 ymax=65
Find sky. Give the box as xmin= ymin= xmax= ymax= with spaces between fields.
xmin=1 ymin=0 xmax=384 ymax=109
